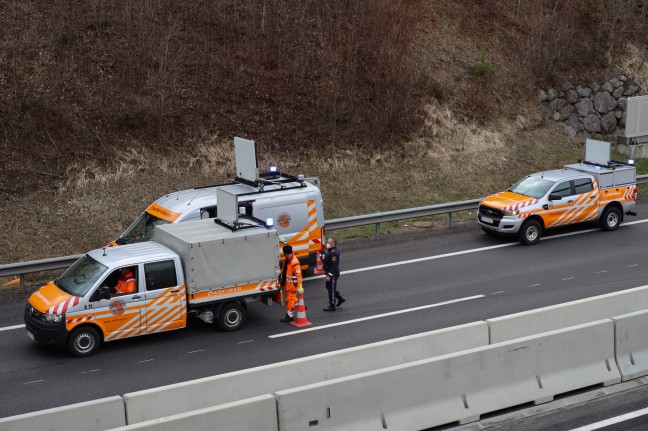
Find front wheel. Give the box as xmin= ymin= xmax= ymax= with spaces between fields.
xmin=518 ymin=219 xmax=542 ymax=245
xmin=600 ymin=206 xmax=622 ymax=231
xmin=216 ymin=302 xmax=247 ymax=332
xmin=67 ymin=326 xmax=101 ymax=357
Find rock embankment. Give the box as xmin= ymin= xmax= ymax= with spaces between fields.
xmin=539 ymin=76 xmax=640 ymax=136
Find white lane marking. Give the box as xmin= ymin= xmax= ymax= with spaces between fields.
xmin=569 ymin=406 xmax=648 ymax=430
xmin=138 ymin=359 xmax=154 ymax=363
xmin=528 ymin=284 xmax=540 ymax=288
xmin=628 ymin=264 xmax=639 ymax=267
xmin=491 ymin=291 xmax=505 ymax=295
xmin=0 ymin=324 xmax=25 ymax=332
xmin=81 ymin=369 xmax=100 ymax=374
xmin=237 ymin=340 xmax=254 ymax=344
xmin=563 ymin=277 xmax=575 ymax=281
xmin=327 ymin=244 xmax=516 ymax=278
xmin=269 ymin=295 xmax=485 ymax=338
xmin=302 ymin=219 xmax=648 ymax=283
xmin=23 ymin=380 xmax=44 ymax=385
xmin=622 ymin=219 xmax=648 ymax=226
xmin=596 ymin=270 xmax=608 ymax=274
xmin=187 ymin=349 xmax=205 ymax=354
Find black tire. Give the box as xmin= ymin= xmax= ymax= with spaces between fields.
xmin=518 ymin=219 xmax=542 ymax=245
xmin=600 ymin=206 xmax=622 ymax=231
xmin=216 ymin=302 xmax=247 ymax=332
xmin=67 ymin=326 xmax=101 ymax=357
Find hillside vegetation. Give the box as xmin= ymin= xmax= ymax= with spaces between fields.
xmin=2 ymin=0 xmax=648 ymax=266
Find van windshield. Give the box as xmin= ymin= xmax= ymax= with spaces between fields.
xmin=56 ymin=255 xmax=108 ymax=297
xmin=508 ymin=176 xmax=555 ymax=199
xmin=117 ymin=212 xmax=169 ymax=244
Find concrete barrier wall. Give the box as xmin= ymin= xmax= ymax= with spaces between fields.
xmin=274 ymin=320 xmax=620 ymax=431
xmin=612 ymin=309 xmax=648 ymax=381
xmin=123 ymin=321 xmax=488 ymax=424
xmin=105 ymin=395 xmax=277 ymax=431
xmin=0 ymin=396 xmax=125 ymax=431
xmin=487 ymin=284 xmax=648 ymax=343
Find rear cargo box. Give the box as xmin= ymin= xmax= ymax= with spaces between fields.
xmin=154 ymin=219 xmax=280 ymax=294
xmin=564 ymin=163 xmax=636 ymax=188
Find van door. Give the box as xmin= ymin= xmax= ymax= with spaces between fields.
xmin=93 ymin=266 xmax=144 ymax=342
xmin=255 ymin=200 xmax=309 ymax=250
xmin=143 ymin=259 xmax=186 ymax=334
xmin=255 ymin=195 xmax=323 ymax=267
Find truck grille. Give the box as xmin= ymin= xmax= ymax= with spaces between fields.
xmin=478 ymin=205 xmax=503 ymax=227
xmin=26 ymin=304 xmax=50 ymax=323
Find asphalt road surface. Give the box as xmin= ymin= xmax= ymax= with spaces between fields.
xmin=2 ymin=204 xmax=648 ymax=426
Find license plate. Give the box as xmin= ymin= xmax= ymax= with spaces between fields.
xmin=27 ymin=330 xmax=35 ymax=341
xmin=480 ymin=216 xmax=493 ymax=224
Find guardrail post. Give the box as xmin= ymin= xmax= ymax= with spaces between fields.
xmin=375 ymin=223 xmax=380 ymax=240
xmin=448 ymin=213 xmax=452 ymax=227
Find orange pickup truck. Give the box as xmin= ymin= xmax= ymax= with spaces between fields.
xmin=478 ymin=140 xmax=637 ymax=245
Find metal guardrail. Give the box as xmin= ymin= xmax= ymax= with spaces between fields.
xmin=3 ymin=174 xmax=648 ymax=290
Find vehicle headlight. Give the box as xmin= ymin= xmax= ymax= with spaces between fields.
xmin=44 ymin=313 xmax=63 ymax=323
xmin=502 ymin=209 xmax=520 ymax=216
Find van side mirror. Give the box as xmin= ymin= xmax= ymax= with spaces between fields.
xmin=94 ymin=285 xmax=111 ymax=301
xmin=548 ymin=193 xmax=562 ymax=201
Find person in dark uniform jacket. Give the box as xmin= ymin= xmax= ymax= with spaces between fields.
xmin=323 ymin=237 xmax=345 ymax=311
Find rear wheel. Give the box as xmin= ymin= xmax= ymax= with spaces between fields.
xmin=518 ymin=219 xmax=542 ymax=245
xmin=67 ymin=326 xmax=101 ymax=357
xmin=600 ymin=206 xmax=622 ymax=231
xmin=216 ymin=302 xmax=247 ymax=332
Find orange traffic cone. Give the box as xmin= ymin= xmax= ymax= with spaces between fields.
xmin=313 ymin=252 xmax=325 ymax=275
xmin=291 ymin=293 xmax=312 ymax=327
xmin=2 ymin=276 xmax=20 ymax=287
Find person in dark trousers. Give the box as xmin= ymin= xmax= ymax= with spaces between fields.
xmin=323 ymin=237 xmax=344 ymax=311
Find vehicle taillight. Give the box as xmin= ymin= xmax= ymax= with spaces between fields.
xmin=633 ymin=186 xmax=638 ymax=200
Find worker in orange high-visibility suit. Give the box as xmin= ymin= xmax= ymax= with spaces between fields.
xmin=280 ymin=245 xmax=303 ymax=322
xmin=113 ymin=267 xmax=136 ymax=295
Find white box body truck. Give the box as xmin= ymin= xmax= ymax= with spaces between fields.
xmin=25 ymin=218 xmax=281 ymax=356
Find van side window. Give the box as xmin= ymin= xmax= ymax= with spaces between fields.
xmin=574 ymin=178 xmax=593 ymax=194
xmin=144 ymin=260 xmax=178 ymax=291
xmin=552 ymin=181 xmax=572 ymax=198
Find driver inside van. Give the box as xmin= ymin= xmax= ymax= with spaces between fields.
xmin=112 ymin=267 xmax=136 ymax=295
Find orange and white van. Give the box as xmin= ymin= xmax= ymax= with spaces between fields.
xmin=114 ymin=137 xmax=325 ymax=272
xmin=25 ymin=217 xmax=281 ymax=357
xmin=478 ymin=139 xmax=637 ymax=245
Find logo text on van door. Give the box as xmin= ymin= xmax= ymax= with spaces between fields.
xmin=277 ymin=213 xmax=291 ymax=228
xmin=109 ymin=300 xmax=126 ymax=316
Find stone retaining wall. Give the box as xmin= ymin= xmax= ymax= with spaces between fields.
xmin=539 ymin=76 xmax=640 ymax=136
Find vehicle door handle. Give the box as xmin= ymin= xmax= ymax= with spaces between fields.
xmin=589 ymin=195 xmax=595 ymax=198
xmin=132 ymin=295 xmax=141 ymax=300
xmin=171 ymin=289 xmax=179 ymax=293
xmin=568 ymin=200 xmax=574 ymax=203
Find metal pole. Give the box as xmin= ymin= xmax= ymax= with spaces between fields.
xmin=448 ymin=212 xmax=453 ymax=227
xmin=375 ymin=223 xmax=380 ymax=240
